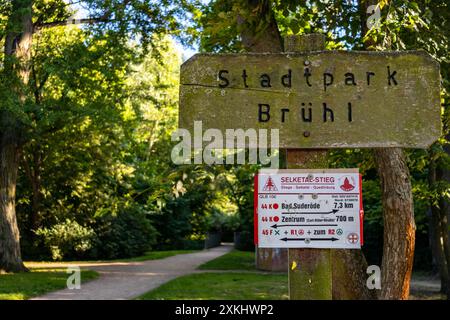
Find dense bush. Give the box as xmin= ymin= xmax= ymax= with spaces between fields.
xmin=225 ymin=165 xmax=258 ymax=251
xmin=206 ymin=208 xmax=239 ymax=241
xmin=234 ymin=230 xmax=254 ymax=251
xmin=150 ymin=196 xmax=196 ymax=250
xmin=92 ymin=204 xmax=157 ymax=259
xmin=35 ymin=219 xmax=96 ymax=261
xmin=34 ymin=204 xmax=157 ymax=261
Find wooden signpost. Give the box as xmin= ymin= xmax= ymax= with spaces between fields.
xmin=180 ymin=47 xmax=440 ymax=148
xmin=178 ymin=33 xmax=441 ymax=300
xmin=283 ymin=34 xmax=332 ymax=300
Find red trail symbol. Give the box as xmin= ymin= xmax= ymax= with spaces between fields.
xmin=263 ymin=177 xmax=278 ymax=191
xmin=340 ymin=177 xmax=355 ymax=191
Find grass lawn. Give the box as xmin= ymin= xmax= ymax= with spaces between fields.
xmin=138 ymin=272 xmax=288 ymax=300
xmin=0 ymin=268 xmax=98 ymax=300
xmin=198 ymin=250 xmax=255 ymax=270
xmin=120 ymin=250 xmax=199 ymax=262
xmin=25 ymin=250 xmax=200 ymax=266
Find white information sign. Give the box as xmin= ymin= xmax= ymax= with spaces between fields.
xmin=255 ymin=169 xmax=363 ymax=249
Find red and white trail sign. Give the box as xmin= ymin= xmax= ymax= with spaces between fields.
xmin=254 ymin=169 xmax=364 ymax=249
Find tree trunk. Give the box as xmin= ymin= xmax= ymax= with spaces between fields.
xmin=439 ymin=141 xmax=450 ymax=299
xmin=374 ymin=148 xmax=415 ymax=299
xmin=0 ymin=0 xmax=33 ymax=273
xmin=0 ymin=130 xmax=27 ymax=273
xmin=430 ymin=205 xmax=449 ymax=294
xmin=438 ymin=196 xmax=450 ymax=299
xmin=358 ymin=0 xmax=416 ymax=300
xmin=427 ymin=157 xmax=449 ymax=294
xmin=332 ymin=249 xmax=378 ymax=299
xmin=237 ymin=0 xmax=283 ymax=53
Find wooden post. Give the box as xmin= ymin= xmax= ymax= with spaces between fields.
xmin=284 ymin=34 xmax=332 ymax=300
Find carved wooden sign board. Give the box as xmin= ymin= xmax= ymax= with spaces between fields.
xmin=179 ymin=51 xmax=441 ymax=148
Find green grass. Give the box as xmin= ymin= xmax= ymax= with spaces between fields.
xmin=198 ymin=250 xmax=255 ymax=270
xmin=0 ymin=268 xmax=98 ymax=300
xmin=26 ymin=250 xmax=199 ymax=265
xmin=120 ymin=250 xmax=199 ymax=262
xmin=138 ymin=272 xmax=288 ymax=300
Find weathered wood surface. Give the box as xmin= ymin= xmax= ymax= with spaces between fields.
xmin=179 ymin=51 xmax=441 ymax=148
xmin=286 ymin=149 xmax=332 ymax=300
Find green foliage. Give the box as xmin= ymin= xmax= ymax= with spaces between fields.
xmin=33 ymin=205 xmax=158 ymax=261
xmin=11 ymin=16 xmax=191 ymax=259
xmin=205 ymin=208 xmax=240 ymax=234
xmin=35 ymin=219 xmax=96 ymax=261
xmin=149 ymin=187 xmax=211 ymax=249
xmin=92 ymin=203 xmax=157 ymax=259
xmin=198 ymin=0 xmax=248 ymax=52
xmin=229 ymin=165 xmax=258 ymax=251
xmin=360 ymin=179 xmax=383 ymax=266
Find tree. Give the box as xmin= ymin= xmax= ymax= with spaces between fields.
xmin=419 ymin=0 xmax=450 ymax=298
xmin=0 ymin=0 xmax=197 ymax=273
xmin=357 ymin=0 xmax=415 ymax=300
xmin=358 ymin=0 xmax=450 ymax=300
xmin=1 ymin=0 xmax=33 ymax=273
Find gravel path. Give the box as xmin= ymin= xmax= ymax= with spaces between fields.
xmin=31 ymin=244 xmax=232 ymax=300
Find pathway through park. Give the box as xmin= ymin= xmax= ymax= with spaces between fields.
xmin=31 ymin=244 xmax=233 ymax=300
